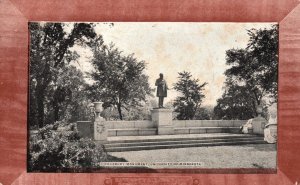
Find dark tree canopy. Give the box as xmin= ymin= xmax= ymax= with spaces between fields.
xmin=214 ymin=25 xmax=278 ymax=120
xmin=194 ymin=107 xmax=212 ymax=120
xmin=88 ymin=43 xmax=154 ymax=120
xmin=29 ymin=22 xmax=97 ymax=128
xmin=225 ymin=25 xmax=278 ymax=103
xmin=213 ymin=80 xmax=268 ymax=120
xmin=173 ymin=71 xmax=207 ymax=120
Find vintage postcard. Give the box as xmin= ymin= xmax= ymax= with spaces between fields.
xmin=27 ymin=22 xmax=278 ymax=172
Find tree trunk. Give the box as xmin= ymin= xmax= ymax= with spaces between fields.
xmin=117 ymin=103 xmax=123 ymax=120
xmin=252 ymin=100 xmax=258 ymax=117
xmin=53 ymin=87 xmax=62 ymax=122
xmin=53 ymin=102 xmax=59 ymax=122
xmin=36 ymin=86 xmax=45 ymax=128
xmin=192 ymin=103 xmax=200 ymax=120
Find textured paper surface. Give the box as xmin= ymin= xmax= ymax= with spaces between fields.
xmin=1 ymin=0 xmax=300 ymax=184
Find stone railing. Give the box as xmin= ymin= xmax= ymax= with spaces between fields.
xmin=173 ymin=120 xmax=247 ymax=128
xmin=106 ymin=120 xmax=247 ymax=129
xmin=77 ymin=119 xmax=249 ymax=139
xmin=106 ymin=120 xmax=154 ymax=129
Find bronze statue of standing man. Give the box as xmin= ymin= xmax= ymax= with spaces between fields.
xmin=155 ymin=73 xmax=168 ymax=108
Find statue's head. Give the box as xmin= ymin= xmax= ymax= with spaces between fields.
xmin=159 ymin=73 xmax=163 ymax=79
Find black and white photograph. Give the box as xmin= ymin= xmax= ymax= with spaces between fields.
xmin=28 ymin=22 xmax=278 ymax=172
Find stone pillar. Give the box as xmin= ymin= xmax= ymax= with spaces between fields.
xmin=252 ymin=105 xmax=267 ymax=135
xmin=264 ymin=103 xmax=277 ymax=143
xmin=151 ymin=108 xmax=174 ymax=135
xmin=252 ymin=116 xmax=266 ymax=135
xmin=94 ymin=116 xmax=108 ymax=142
xmin=92 ymin=102 xmax=108 ymax=142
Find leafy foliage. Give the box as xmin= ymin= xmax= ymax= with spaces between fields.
xmin=213 ymin=80 xmax=269 ymax=120
xmin=224 ymin=25 xmax=278 ymax=104
xmin=100 ymin=105 xmax=152 ymax=121
xmin=51 ymin=66 xmax=93 ymax=122
xmin=173 ymin=71 xmax=207 ymax=120
xmin=88 ymin=43 xmax=154 ymax=120
xmin=28 ymin=121 xmax=126 ymax=172
xmin=214 ymin=25 xmax=278 ymax=119
xmin=29 ymin=22 xmax=97 ymax=128
xmin=194 ymin=107 xmax=213 ymax=120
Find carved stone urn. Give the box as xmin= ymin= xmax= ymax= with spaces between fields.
xmin=93 ymin=102 xmax=103 ymax=118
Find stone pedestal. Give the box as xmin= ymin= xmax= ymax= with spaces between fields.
xmin=252 ymin=116 xmax=267 ymax=135
xmin=264 ymin=124 xmax=277 ymax=143
xmin=94 ymin=116 xmax=108 ymax=143
xmin=264 ymin=104 xmax=277 ymax=143
xmin=151 ymin=108 xmax=174 ymax=135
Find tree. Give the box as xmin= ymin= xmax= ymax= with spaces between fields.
xmin=88 ymin=43 xmax=153 ymax=120
xmin=51 ymin=65 xmax=91 ymax=123
xmin=194 ymin=106 xmax=213 ymax=120
xmin=213 ymin=79 xmax=268 ymax=120
xmin=29 ymin=22 xmax=97 ymax=128
xmin=247 ymin=25 xmax=278 ymax=101
xmin=100 ymin=101 xmax=152 ymax=121
xmin=214 ymin=25 xmax=278 ymax=120
xmin=173 ymin=71 xmax=207 ymax=120
xmin=224 ymin=25 xmax=278 ymax=105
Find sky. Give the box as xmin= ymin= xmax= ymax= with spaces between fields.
xmin=70 ymin=22 xmax=276 ymax=106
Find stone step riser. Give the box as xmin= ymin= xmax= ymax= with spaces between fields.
xmin=105 ymin=140 xmax=266 ymax=152
xmin=108 ymin=129 xmax=157 ymax=137
xmin=105 ymin=137 xmax=263 ymax=148
xmin=174 ymin=128 xmax=240 ymax=135
xmin=108 ymin=127 xmax=242 ymax=137
xmin=107 ymin=135 xmax=261 ymax=144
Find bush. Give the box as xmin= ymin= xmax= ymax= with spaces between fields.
xmin=28 ymin=121 xmax=109 ymax=172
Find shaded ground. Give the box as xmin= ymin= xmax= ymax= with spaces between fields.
xmin=108 ymin=144 xmax=277 ymax=169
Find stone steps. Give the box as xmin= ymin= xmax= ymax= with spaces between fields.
xmin=106 ymin=137 xmax=262 ymax=148
xmin=107 ymin=133 xmax=256 ymax=143
xmin=107 ymin=133 xmax=257 ymax=143
xmin=104 ymin=134 xmax=265 ymax=152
